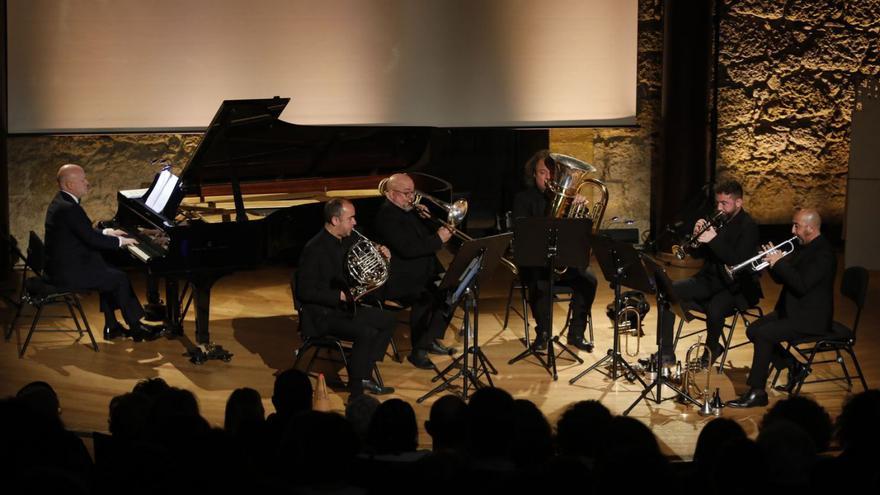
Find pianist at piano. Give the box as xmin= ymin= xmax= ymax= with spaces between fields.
xmin=44 ymin=164 xmax=165 ymax=342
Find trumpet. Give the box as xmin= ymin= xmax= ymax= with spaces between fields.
xmin=724 ymin=236 xmax=799 ymax=279
xmin=671 ymin=210 xmax=728 ymax=260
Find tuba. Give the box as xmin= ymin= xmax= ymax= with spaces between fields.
xmin=546 ymin=153 xmax=609 ymax=231
xmin=346 ymin=228 xmax=390 ymax=301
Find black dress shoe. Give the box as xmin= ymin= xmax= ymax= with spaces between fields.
xmin=726 ymin=388 xmax=769 ymax=408
xmin=566 ymin=336 xmax=594 ymax=352
xmin=131 ymin=324 xmax=166 ymax=343
xmin=638 ymin=352 xmax=676 ymax=368
xmin=103 ymin=323 xmax=125 ymax=340
xmin=532 ymin=333 xmax=548 ymax=351
xmin=774 ymin=362 xmax=810 ymax=393
xmin=407 ymin=350 xmax=435 ymax=370
xmin=427 ymin=340 xmax=456 ymax=355
xmin=361 ymin=379 xmax=395 ymax=395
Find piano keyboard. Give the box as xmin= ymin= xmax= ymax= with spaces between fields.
xmin=126 ymin=244 xmax=152 ymax=262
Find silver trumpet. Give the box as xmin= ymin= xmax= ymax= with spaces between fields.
xmin=725 ymin=236 xmax=799 ymax=279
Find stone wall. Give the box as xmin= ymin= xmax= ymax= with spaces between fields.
xmin=716 ymin=0 xmax=880 ymax=224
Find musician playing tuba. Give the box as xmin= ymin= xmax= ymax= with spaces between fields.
xmin=373 ymin=173 xmax=458 ymax=371
xmin=294 ymin=198 xmax=396 ymax=397
xmin=643 ymin=180 xmax=763 ymax=369
xmin=512 ymin=150 xmax=599 ymax=352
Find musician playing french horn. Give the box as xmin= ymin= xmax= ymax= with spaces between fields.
xmin=374 ymin=173 xmax=457 ymax=370
xmin=727 ymin=208 xmax=835 ymax=408
xmin=650 ymin=180 xmax=762 ymax=368
xmin=513 ymin=150 xmax=598 ymax=352
xmin=294 ymin=198 xmax=396 ymax=397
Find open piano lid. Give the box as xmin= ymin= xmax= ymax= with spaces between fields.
xmin=178 ymin=97 xmax=434 ymax=195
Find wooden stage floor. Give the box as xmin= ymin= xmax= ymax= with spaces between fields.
xmin=1 ymin=258 xmax=877 ymax=459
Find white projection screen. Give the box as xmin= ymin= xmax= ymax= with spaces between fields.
xmin=7 ymin=0 xmax=638 ymax=133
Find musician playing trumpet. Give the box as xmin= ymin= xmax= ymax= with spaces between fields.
xmin=728 ymin=208 xmax=836 ymax=408
xmin=650 ymin=180 xmax=762 ymax=367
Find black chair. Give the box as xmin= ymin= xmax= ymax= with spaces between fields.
xmin=6 ymin=231 xmax=97 ymax=357
xmin=672 ymin=303 xmax=763 ymax=372
xmin=291 ymin=293 xmax=384 ymax=388
xmin=1 ymin=234 xmax=27 ymax=309
xmin=770 ymin=265 xmax=870 ymax=395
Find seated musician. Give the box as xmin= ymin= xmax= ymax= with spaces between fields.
xmin=512 ymin=150 xmax=598 ymax=351
xmin=727 ymin=208 xmax=835 ymax=408
xmin=44 ymin=164 xmax=164 ymax=341
xmin=650 ymin=180 xmax=762 ymax=367
xmin=294 ymin=198 xmax=395 ymax=397
xmin=373 ymin=173 xmax=456 ymax=370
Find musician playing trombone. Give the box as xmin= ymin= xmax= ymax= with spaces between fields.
xmin=650 ymin=180 xmax=763 ymax=367
xmin=727 ymin=208 xmax=836 ymax=408
xmin=374 ymin=173 xmax=457 ymax=370
xmin=513 ymin=150 xmax=598 ymax=352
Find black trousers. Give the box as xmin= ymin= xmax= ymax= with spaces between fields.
xmin=744 ymin=312 xmax=826 ymax=390
xmin=524 ymin=267 xmax=598 ymax=341
xmin=322 ymin=305 xmax=395 ymax=394
xmin=75 ymin=267 xmax=145 ymax=328
xmin=659 ymin=275 xmax=741 ymax=359
xmin=393 ymin=288 xmax=450 ymax=351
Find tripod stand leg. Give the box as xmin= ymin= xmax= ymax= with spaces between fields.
xmin=552 ymin=336 xmax=585 ymax=364
xmin=568 ymin=350 xmax=614 ymax=384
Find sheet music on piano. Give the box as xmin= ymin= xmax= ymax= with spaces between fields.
xmin=144 ymin=169 xmax=180 ymax=214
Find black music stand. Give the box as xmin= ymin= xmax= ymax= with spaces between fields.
xmin=569 ymin=235 xmax=651 ymax=386
xmin=417 ymin=233 xmax=512 ymax=403
xmin=622 ymin=257 xmax=701 ymax=415
xmin=508 ymin=218 xmax=591 ymax=380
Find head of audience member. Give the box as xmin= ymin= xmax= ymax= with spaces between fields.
xmin=280 ymin=411 xmax=359 ymax=486
xmin=594 ymin=416 xmax=667 ymax=488
xmin=132 ymin=377 xmax=171 ymax=400
xmin=108 ymin=392 xmax=151 ymax=443
xmin=523 ymin=150 xmax=553 ymax=193
xmin=425 ymin=394 xmax=468 ymax=453
xmin=836 ymin=389 xmax=880 ymax=454
xmin=224 ymin=387 xmax=265 ymax=437
xmin=714 ymin=180 xmax=744 ymax=218
xmin=323 ymin=198 xmax=357 ymax=239
xmin=150 ymin=386 xmax=201 ymax=422
xmin=510 ymin=399 xmax=553 ymax=468
xmin=345 ymin=393 xmax=380 ymax=443
xmin=383 ymin=173 xmax=417 ymax=211
xmin=555 ymin=400 xmax=612 ymax=459
xmin=56 ymin=163 xmax=89 ymax=199
xmin=16 ymin=381 xmax=61 ymax=424
xmin=693 ymin=417 xmax=747 ymax=469
xmin=791 ymin=208 xmax=822 ymax=245
xmin=761 ymin=395 xmax=832 ymax=452
xmin=367 ymin=398 xmax=418 ymax=455
xmin=467 ymin=387 xmax=515 ymax=461
xmin=713 ymin=437 xmax=768 ymax=489
xmin=757 ymin=420 xmax=816 ymax=488
xmin=271 ymin=368 xmax=313 ymax=419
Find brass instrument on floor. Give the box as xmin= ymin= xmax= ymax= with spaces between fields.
xmin=724 ymin=236 xmax=799 ymax=279
xmin=546 ymin=153 xmax=609 ymax=231
xmin=346 ymin=228 xmax=390 ymax=301
xmin=607 ymin=290 xmax=649 ymax=357
xmin=681 ymin=338 xmax=719 ymax=416
xmin=671 ymin=210 xmax=728 ymax=260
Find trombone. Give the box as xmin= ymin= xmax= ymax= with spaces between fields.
xmin=724 ymin=236 xmax=799 ymax=279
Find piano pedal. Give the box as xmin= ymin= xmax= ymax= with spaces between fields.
xmin=185 ymin=343 xmax=233 ymax=364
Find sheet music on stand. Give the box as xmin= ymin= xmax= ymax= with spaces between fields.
xmin=144 ymin=168 xmax=180 ymax=214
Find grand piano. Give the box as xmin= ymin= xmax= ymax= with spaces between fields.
xmin=111 ymin=97 xmax=453 ymax=350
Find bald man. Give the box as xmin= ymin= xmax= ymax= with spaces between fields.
xmin=727 ymin=208 xmax=837 ymax=408
xmin=374 ymin=173 xmax=455 ymax=370
xmin=44 ymin=164 xmax=164 ymax=341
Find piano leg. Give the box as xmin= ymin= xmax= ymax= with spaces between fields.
xmin=191 ymin=275 xmax=220 ymax=345
xmin=165 ymin=278 xmax=184 ymax=337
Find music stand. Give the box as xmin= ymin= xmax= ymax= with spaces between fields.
xmin=508 ymin=217 xmax=591 ymax=380
xmin=622 ymin=257 xmax=702 ymax=415
xmin=417 ymin=232 xmax=512 ymax=403
xmin=569 ymin=234 xmax=652 ymax=386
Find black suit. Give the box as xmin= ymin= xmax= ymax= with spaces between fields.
xmin=659 ymin=209 xmax=763 ymax=359
xmin=44 ymin=191 xmax=145 ymax=327
xmin=744 ymin=234 xmax=836 ymax=389
xmin=294 ymin=228 xmax=395 ymax=395
xmin=373 ymin=199 xmax=449 ymax=351
xmin=511 ymin=187 xmax=598 ymax=342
